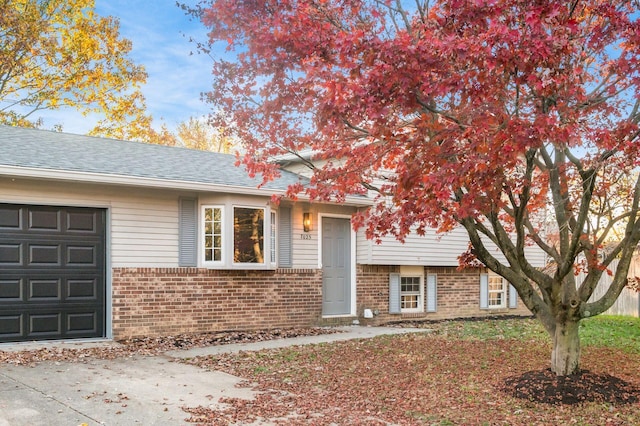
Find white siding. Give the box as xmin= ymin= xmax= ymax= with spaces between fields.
xmin=357 ymin=226 xmax=547 ymax=267
xmin=0 ymin=178 xmax=182 ymax=267
xmin=289 ymin=203 xmax=357 ymax=268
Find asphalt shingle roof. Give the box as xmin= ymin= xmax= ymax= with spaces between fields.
xmin=0 ymin=125 xmax=305 ymax=191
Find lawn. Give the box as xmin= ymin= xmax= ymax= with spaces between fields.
xmin=182 ymin=316 xmax=640 ymax=425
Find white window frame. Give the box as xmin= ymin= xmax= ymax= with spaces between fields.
xmin=270 ymin=210 xmax=277 ymax=267
xmin=201 ymin=202 xmax=275 ymax=269
xmin=202 ymin=205 xmax=225 ymax=267
xmin=400 ymin=265 xmax=424 ymax=313
xmin=232 ymin=205 xmax=267 ymax=267
xmin=488 ymin=272 xmax=507 ymax=309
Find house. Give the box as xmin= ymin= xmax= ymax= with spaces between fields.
xmin=0 ymin=126 xmax=540 ymax=343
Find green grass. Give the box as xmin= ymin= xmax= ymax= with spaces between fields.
xmin=429 ymin=317 xmax=547 ymax=341
xmin=580 ymin=315 xmax=640 ymax=353
xmin=428 ymin=315 xmax=640 ymax=353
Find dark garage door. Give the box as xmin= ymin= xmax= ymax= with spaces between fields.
xmin=0 ymin=203 xmax=106 ymax=342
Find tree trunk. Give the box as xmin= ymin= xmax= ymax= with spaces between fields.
xmin=550 ymin=319 xmax=581 ymax=376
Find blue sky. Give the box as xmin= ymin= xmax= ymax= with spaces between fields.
xmin=43 ymin=1 xmax=213 ymax=135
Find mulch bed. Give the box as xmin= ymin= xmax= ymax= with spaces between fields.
xmin=501 ymin=369 xmax=640 ymax=405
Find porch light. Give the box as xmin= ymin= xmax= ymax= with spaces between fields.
xmin=303 ymin=212 xmax=312 ymax=232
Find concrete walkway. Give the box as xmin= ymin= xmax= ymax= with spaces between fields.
xmin=0 ymin=326 xmax=426 ymax=425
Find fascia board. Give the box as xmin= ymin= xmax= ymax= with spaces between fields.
xmin=0 ymin=165 xmax=373 ymax=207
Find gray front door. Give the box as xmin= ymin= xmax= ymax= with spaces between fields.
xmin=322 ymin=217 xmax=351 ymax=316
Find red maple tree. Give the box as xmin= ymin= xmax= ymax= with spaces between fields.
xmin=191 ymin=0 xmax=640 ymax=376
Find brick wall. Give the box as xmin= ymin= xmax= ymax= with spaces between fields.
xmin=111 ymin=265 xmax=532 ymax=339
xmin=356 ymin=265 xmax=531 ymax=325
xmin=111 ymin=267 xmax=323 ymax=339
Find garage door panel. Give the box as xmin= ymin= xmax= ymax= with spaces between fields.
xmin=29 ymin=209 xmax=61 ymax=231
xmin=67 ymin=245 xmax=97 ymax=266
xmin=29 ymin=279 xmax=61 ymax=301
xmin=0 ymin=203 xmax=105 ymax=342
xmin=67 ymin=211 xmax=98 ymax=233
xmin=0 ymin=206 xmax=22 ymax=229
xmin=0 ymin=314 xmax=22 ymax=338
xmin=0 ymin=243 xmax=22 ymax=265
xmin=29 ymin=313 xmax=61 ymax=335
xmin=67 ymin=312 xmax=98 ymax=334
xmin=0 ymin=308 xmax=103 ymax=341
xmin=0 ymin=242 xmax=102 ymax=269
xmin=67 ymin=279 xmax=98 ymax=300
xmin=29 ymin=244 xmax=61 ymax=265
xmin=0 ymin=279 xmax=22 ymax=301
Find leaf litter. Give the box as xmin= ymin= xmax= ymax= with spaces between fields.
xmin=0 ymin=327 xmax=340 ymax=366
xmin=179 ymin=322 xmax=640 ymax=425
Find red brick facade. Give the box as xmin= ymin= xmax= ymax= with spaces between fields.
xmin=111 ymin=265 xmax=531 ymax=339
xmin=356 ymin=265 xmax=531 ymax=325
xmin=111 ymin=267 xmax=323 ymax=339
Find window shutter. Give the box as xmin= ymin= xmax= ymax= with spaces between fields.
xmin=509 ymin=284 xmax=518 ymax=308
xmin=178 ymin=198 xmax=197 ymax=267
xmin=389 ymin=273 xmax=401 ymax=314
xmin=426 ymin=273 xmax=437 ymax=312
xmin=278 ymin=206 xmax=292 ymax=268
xmin=480 ymin=273 xmax=489 ymax=309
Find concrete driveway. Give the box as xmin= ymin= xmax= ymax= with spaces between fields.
xmin=0 ymin=326 xmax=425 ymax=425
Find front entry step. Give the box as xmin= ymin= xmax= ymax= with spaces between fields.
xmin=316 ymin=316 xmax=358 ymax=327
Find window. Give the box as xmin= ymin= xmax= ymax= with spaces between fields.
xmin=400 ymin=265 xmax=424 ymax=312
xmin=200 ymin=204 xmax=280 ymax=269
xmin=233 ymin=207 xmax=265 ymax=264
xmin=203 ymin=206 xmax=223 ymax=263
xmin=401 ymin=276 xmax=421 ymax=310
xmin=488 ymin=274 xmax=506 ymax=308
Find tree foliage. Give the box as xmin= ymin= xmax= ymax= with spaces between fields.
xmin=175 ymin=116 xmax=236 ymax=153
xmin=0 ymin=0 xmax=150 ymax=138
xmin=193 ymin=0 xmax=640 ymax=375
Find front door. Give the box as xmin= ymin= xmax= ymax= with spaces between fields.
xmin=322 ymin=217 xmax=351 ymax=316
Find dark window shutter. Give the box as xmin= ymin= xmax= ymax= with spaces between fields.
xmin=178 ymin=198 xmax=197 ymax=267
xmin=426 ymin=273 xmax=437 ymax=312
xmin=480 ymin=273 xmax=489 ymax=309
xmin=509 ymin=284 xmax=518 ymax=308
xmin=278 ymin=206 xmax=292 ymax=268
xmin=389 ymin=273 xmax=401 ymax=314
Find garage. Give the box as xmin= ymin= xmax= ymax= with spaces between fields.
xmin=0 ymin=203 xmax=106 ymax=342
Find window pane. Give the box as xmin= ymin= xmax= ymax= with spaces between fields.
xmin=488 ymin=276 xmax=506 ymax=307
xmin=204 ymin=207 xmax=223 ymax=263
xmin=234 ymin=207 xmax=264 ymax=263
xmin=402 ymin=295 xmax=419 ymax=309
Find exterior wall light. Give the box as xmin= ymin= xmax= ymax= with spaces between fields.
xmin=303 ymin=212 xmax=312 ymax=232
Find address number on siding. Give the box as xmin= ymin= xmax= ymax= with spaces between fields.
xmin=300 ymin=234 xmax=312 ymax=240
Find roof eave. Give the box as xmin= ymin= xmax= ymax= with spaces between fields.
xmin=0 ymin=165 xmax=373 ymax=207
